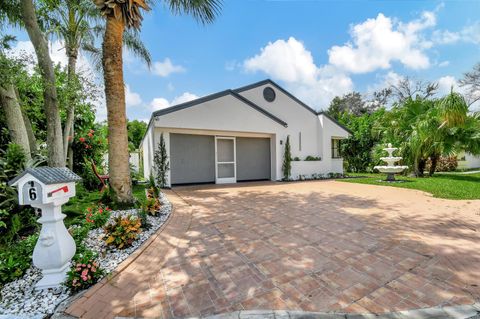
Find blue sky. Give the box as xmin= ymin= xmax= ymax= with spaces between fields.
xmin=9 ymin=0 xmax=480 ymax=121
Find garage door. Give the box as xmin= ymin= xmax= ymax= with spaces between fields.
xmin=236 ymin=137 xmax=271 ymax=181
xmin=170 ymin=134 xmax=215 ymax=185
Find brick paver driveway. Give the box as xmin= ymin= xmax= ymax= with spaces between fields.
xmin=66 ymin=181 xmax=480 ymax=318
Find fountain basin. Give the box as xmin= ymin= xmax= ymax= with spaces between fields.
xmin=379 ymin=157 xmax=403 ymax=162
xmin=374 ymin=166 xmax=409 ymax=173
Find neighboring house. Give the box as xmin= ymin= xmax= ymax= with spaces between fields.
xmin=457 ymin=151 xmax=480 ymax=169
xmin=103 ymin=151 xmax=141 ymax=173
xmin=141 ymin=79 xmax=351 ymax=187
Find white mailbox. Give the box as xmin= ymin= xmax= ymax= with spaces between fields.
xmin=9 ymin=167 xmax=81 ymax=290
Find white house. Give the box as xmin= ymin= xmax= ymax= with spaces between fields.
xmin=457 ymin=151 xmax=480 ymax=170
xmin=141 ymin=79 xmax=351 ymax=186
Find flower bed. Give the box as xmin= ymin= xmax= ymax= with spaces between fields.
xmin=0 ymin=192 xmax=171 ymax=318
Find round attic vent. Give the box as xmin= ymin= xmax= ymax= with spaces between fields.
xmin=263 ymin=87 xmax=276 ymax=102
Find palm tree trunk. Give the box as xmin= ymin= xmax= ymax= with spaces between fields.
xmin=0 ymin=84 xmax=31 ymax=160
xmin=429 ymin=154 xmax=438 ymax=176
xmin=103 ymin=17 xmax=133 ymax=203
xmin=20 ymin=0 xmax=64 ymax=167
xmin=16 ymin=88 xmax=37 ymax=153
xmin=63 ymin=53 xmax=77 ymax=163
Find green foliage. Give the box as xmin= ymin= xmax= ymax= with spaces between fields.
xmin=338 ymin=109 xmax=385 ymax=172
xmin=282 ymin=136 xmax=292 ymax=180
xmin=153 ymin=133 xmax=169 ymax=188
xmin=0 ymin=234 xmax=38 ymax=288
xmin=103 ymin=215 xmax=142 ymax=249
xmin=304 ymin=155 xmax=321 ymax=161
xmin=137 ymin=208 xmax=150 ymax=230
xmin=292 ymin=156 xmax=300 ymax=161
xmin=141 ymin=197 xmax=161 ymax=216
xmin=72 ymin=127 xmax=107 ymax=190
xmin=65 ymin=250 xmax=105 ymax=292
xmin=127 ymin=120 xmax=147 ymax=150
xmin=85 ymin=204 xmax=112 ymax=228
xmin=0 ymin=144 xmax=37 ymax=246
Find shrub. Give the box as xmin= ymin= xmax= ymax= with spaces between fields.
xmin=293 ymin=157 xmax=300 ymax=161
xmin=154 ymin=133 xmax=169 ymax=188
xmin=0 ymin=234 xmax=38 ymax=288
xmin=146 ymin=186 xmax=159 ymax=199
xmin=282 ymin=136 xmax=292 ymax=180
xmin=436 ymin=156 xmax=458 ymax=172
xmin=65 ymin=250 xmax=104 ymax=292
xmin=103 ymin=215 xmax=141 ymax=249
xmin=85 ymin=205 xmax=112 ymax=228
xmin=137 ymin=209 xmax=151 ymax=230
xmin=141 ymin=198 xmax=161 ymax=216
xmin=305 ymin=155 xmax=321 ymax=161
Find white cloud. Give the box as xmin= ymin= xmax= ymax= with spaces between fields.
xmin=125 ymin=85 xmax=142 ymax=107
xmin=438 ymin=60 xmax=450 ymax=67
xmin=433 ymin=21 xmax=480 ymax=45
xmin=437 ymin=75 xmax=459 ymax=96
xmin=151 ymin=58 xmax=185 ymax=77
xmin=243 ymin=37 xmax=353 ymax=109
xmin=150 ymin=97 xmax=170 ymax=110
xmin=150 ymin=92 xmax=199 ymax=111
xmin=167 ymin=83 xmax=175 ymax=91
xmin=328 ymin=12 xmax=435 ymax=73
xmin=171 ymin=92 xmax=199 ymax=105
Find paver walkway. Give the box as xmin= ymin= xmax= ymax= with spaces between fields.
xmin=65 ymin=181 xmax=480 ymax=318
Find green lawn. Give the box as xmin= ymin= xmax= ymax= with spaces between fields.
xmin=340 ymin=172 xmax=480 ymax=200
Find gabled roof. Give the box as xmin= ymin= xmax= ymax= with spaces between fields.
xmin=9 ymin=167 xmax=82 ymax=186
xmin=234 ymin=79 xmax=318 ymax=116
xmin=234 ymin=79 xmax=352 ymax=135
xmin=152 ymin=89 xmax=288 ymax=127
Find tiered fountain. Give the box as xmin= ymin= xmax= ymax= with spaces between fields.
xmin=374 ymin=143 xmax=408 ymax=182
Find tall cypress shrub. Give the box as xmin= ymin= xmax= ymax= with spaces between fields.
xmin=153 ymin=133 xmax=169 ymax=187
xmin=282 ymin=135 xmax=292 ymax=180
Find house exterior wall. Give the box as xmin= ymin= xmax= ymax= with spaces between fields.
xmin=143 ymin=83 xmax=350 ymax=186
xmin=458 ymin=151 xmax=480 ymax=169
xmin=141 ymin=122 xmax=155 ymax=179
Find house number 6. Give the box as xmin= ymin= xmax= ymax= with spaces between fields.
xmin=29 ymin=187 xmax=37 ymax=201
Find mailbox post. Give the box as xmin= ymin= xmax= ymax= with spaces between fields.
xmin=9 ymin=167 xmax=82 ymax=290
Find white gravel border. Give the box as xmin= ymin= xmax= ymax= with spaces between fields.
xmin=0 ymin=192 xmax=171 ymax=319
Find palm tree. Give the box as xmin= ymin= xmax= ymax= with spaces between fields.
xmin=94 ymin=0 xmax=222 ymax=203
xmin=41 ymin=0 xmax=152 ymax=169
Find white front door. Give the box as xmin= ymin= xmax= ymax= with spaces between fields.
xmin=215 ymin=137 xmax=236 ymax=184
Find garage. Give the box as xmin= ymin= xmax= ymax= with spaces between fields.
xmin=169 ymin=133 xmax=271 ymax=185
xmin=170 ymin=133 xmax=215 ymax=185
xmin=236 ymin=137 xmax=271 ymax=181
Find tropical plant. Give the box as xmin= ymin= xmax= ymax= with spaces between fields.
xmin=282 ymin=135 xmax=292 ymax=180
xmin=103 ymin=215 xmax=141 ymax=249
xmin=141 ymin=197 xmax=161 ymax=216
xmin=84 ymin=204 xmax=112 ymax=228
xmin=154 ymin=133 xmax=169 ymax=188
xmin=93 ymin=0 xmax=222 ymax=203
xmin=0 ymin=234 xmax=38 ymax=288
xmin=65 ymin=249 xmax=104 ymax=292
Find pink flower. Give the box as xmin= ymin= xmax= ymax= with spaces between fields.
xmin=79 ymin=137 xmax=85 ymax=142
xmin=87 ymin=264 xmax=91 ymax=268
xmin=87 ymin=133 xmax=93 ymax=138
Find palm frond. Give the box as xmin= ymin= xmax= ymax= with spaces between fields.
xmin=165 ymin=0 xmax=222 ymax=25
xmin=123 ymin=29 xmax=151 ymax=67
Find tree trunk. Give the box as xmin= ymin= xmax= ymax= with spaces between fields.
xmin=429 ymin=155 xmax=438 ymax=177
xmin=103 ymin=17 xmax=133 ymax=203
xmin=63 ymin=53 xmax=77 ymax=163
xmin=17 ymin=88 xmax=37 ymax=153
xmin=0 ymin=84 xmax=31 ymax=160
xmin=20 ymin=0 xmax=64 ymax=167
xmin=68 ymin=125 xmax=74 ymax=170
xmin=415 ymin=158 xmax=426 ymax=177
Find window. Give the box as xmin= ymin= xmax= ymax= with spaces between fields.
xmin=331 ymin=139 xmax=342 ymax=159
xmin=299 ymin=132 xmax=302 ymax=151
